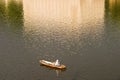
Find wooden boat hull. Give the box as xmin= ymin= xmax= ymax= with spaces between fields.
xmin=40 ymin=60 xmax=66 ymax=69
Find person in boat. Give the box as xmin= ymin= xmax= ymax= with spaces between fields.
xmin=54 ymin=59 xmax=60 ymax=66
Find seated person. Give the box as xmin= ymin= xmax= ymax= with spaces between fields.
xmin=54 ymin=59 xmax=60 ymax=66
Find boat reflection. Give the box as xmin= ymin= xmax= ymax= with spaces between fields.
xmin=55 ymin=70 xmax=62 ymax=77
xmin=40 ymin=64 xmax=66 ymax=76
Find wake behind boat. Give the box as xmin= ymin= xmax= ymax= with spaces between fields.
xmin=40 ymin=60 xmax=66 ymax=69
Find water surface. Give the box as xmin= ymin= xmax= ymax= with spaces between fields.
xmin=0 ymin=0 xmax=120 ymax=80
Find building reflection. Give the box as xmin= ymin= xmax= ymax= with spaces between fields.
xmin=0 ymin=0 xmax=6 ymax=26
xmin=0 ymin=0 xmax=23 ymax=31
xmin=105 ymin=0 xmax=120 ymax=30
xmin=109 ymin=0 xmax=120 ymax=20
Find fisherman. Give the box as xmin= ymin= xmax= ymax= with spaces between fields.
xmin=54 ymin=59 xmax=60 ymax=66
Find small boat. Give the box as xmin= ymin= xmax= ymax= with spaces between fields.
xmin=40 ymin=60 xmax=66 ymax=69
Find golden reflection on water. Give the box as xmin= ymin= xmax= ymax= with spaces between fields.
xmin=23 ymin=0 xmax=104 ymax=33
xmin=23 ymin=0 xmax=105 ymax=50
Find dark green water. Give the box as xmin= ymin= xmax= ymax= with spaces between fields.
xmin=0 ymin=0 xmax=120 ymax=80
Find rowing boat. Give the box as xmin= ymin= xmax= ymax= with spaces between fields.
xmin=40 ymin=60 xmax=66 ymax=69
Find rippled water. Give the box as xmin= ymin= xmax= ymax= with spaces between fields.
xmin=0 ymin=0 xmax=120 ymax=80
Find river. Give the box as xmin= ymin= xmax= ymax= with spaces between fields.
xmin=0 ymin=0 xmax=120 ymax=80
